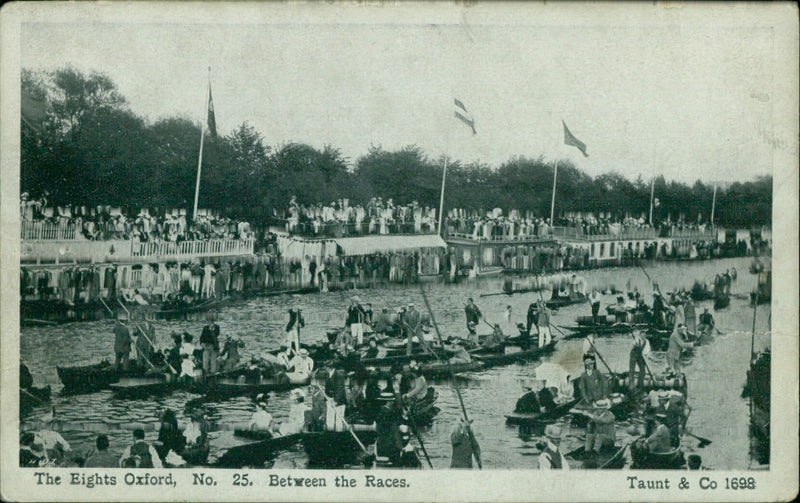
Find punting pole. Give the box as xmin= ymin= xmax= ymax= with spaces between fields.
xmin=710 ymin=183 xmax=718 ymax=226
xmin=648 ymin=178 xmax=655 ymax=226
xmin=192 ymin=67 xmax=211 ymax=221
xmin=549 ymin=160 xmax=559 ymax=225
xmin=437 ymin=157 xmax=448 ymax=236
xmin=419 ymin=285 xmax=482 ymax=468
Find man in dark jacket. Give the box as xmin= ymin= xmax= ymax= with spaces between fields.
xmin=114 ymin=313 xmax=131 ymax=371
xmin=199 ymin=312 xmax=220 ymax=375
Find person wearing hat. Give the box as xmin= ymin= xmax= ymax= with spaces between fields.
xmin=346 ymin=297 xmax=367 ymax=346
xmin=585 ymin=399 xmax=616 ymax=455
xmin=373 ymin=307 xmax=393 ymax=334
xmin=628 ymin=330 xmax=649 ymax=391
xmin=645 ymin=413 xmax=672 ymax=454
xmin=666 ymin=323 xmax=693 ymax=376
xmin=577 ymin=353 xmax=610 ymax=407
xmin=113 ymin=312 xmax=132 ymax=371
xmin=403 ymin=303 xmax=421 ymax=356
xmin=199 ymin=312 xmax=220 ymax=376
xmin=287 ymin=348 xmax=314 ymax=382
xmin=464 ymin=298 xmax=482 ymax=336
xmin=402 ymin=363 xmax=427 ymax=404
xmin=280 ymin=389 xmax=310 ymax=435
xmin=652 ymin=290 xmax=667 ymax=328
xmin=481 ymin=323 xmax=506 ymax=351
xmin=183 ymin=410 xmax=210 ymax=454
xmin=589 ymin=287 xmax=602 ymax=324
xmin=450 ymin=417 xmax=481 ymax=468
xmin=538 ymin=424 xmax=569 ymax=470
xmin=249 ymin=394 xmax=277 ymax=433
xmin=285 ymin=308 xmax=305 ymax=355
xmin=698 ymin=307 xmax=715 ymax=338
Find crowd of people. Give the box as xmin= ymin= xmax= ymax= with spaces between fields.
xmin=21 ymin=194 xmax=255 ymax=243
xmin=281 ymin=196 xmax=438 ymax=237
xmin=445 ymin=208 xmax=553 ymax=240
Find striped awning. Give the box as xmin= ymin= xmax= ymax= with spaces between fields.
xmin=336 ymin=234 xmax=446 ymax=256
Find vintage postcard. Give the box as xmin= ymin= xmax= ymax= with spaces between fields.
xmin=1 ymin=2 xmax=797 ymax=502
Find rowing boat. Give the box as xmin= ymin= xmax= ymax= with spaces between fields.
xmin=545 ymin=293 xmax=588 ymax=310
xmin=109 ymin=372 xmax=312 ymax=398
xmin=565 ymin=442 xmax=628 ymax=469
xmin=630 ymin=437 xmax=685 ymax=469
xmin=214 ymin=430 xmax=303 ymax=468
xmin=57 ymin=361 xmax=150 ymax=394
xmin=471 ymin=341 xmax=556 ymax=368
xmin=505 ymin=398 xmax=578 ymax=426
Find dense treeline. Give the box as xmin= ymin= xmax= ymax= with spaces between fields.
xmin=21 ymin=66 xmax=772 ymax=228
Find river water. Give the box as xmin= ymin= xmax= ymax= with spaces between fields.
xmin=20 ymin=256 xmax=770 ymax=470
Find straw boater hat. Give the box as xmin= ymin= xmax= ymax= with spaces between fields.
xmin=298 ymin=348 xmax=309 ymax=356
xmin=593 ymin=398 xmax=612 ymax=409
xmin=544 ymin=424 xmax=564 ymax=440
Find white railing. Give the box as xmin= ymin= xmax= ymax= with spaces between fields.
xmin=132 ymin=239 xmax=254 ymax=259
xmin=21 ymin=221 xmax=77 ymax=240
xmin=667 ymin=227 xmax=716 ymax=239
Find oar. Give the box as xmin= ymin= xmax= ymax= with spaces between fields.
xmin=20 ymin=387 xmax=48 ymax=404
xmin=683 ymin=405 xmax=712 ymax=447
xmin=421 ymin=285 xmax=482 ymax=469
xmin=583 ymin=335 xmax=617 ymax=378
xmin=397 ymin=392 xmax=433 ymax=468
xmin=313 ymin=384 xmax=369 ymax=455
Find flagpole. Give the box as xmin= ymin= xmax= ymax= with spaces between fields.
xmin=437 ymin=156 xmax=448 ymax=236
xmin=549 ymin=160 xmax=559 ymax=225
xmin=649 ymin=178 xmax=655 ymax=226
xmin=710 ymin=183 xmax=717 ymax=226
xmin=193 ymin=67 xmax=211 ymax=221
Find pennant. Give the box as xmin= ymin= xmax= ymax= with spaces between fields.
xmin=454 ymin=99 xmax=476 ymax=135
xmin=207 ymin=86 xmax=217 ymax=137
xmin=563 ymin=121 xmax=588 ymax=157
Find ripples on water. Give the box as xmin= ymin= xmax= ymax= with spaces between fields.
xmin=20 ymin=257 xmax=770 ymax=469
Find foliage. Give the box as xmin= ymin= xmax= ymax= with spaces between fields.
xmin=20 ymin=67 xmax=772 ymax=227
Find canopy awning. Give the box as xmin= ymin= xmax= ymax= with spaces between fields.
xmin=336 ymin=234 xmax=446 ymax=256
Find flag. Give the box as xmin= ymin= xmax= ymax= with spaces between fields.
xmin=454 ymin=99 xmax=476 ymax=135
xmin=563 ymin=121 xmax=588 ymax=157
xmin=207 ymin=86 xmax=217 ymax=137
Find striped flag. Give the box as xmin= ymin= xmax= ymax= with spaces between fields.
xmin=207 ymin=86 xmax=217 ymax=137
xmin=563 ymin=121 xmax=587 ymax=157
xmin=454 ymin=99 xmax=476 ymax=135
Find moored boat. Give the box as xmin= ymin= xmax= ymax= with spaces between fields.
xmin=505 ymin=398 xmax=578 ymax=426
xmin=471 ymin=340 xmax=556 ymax=368
xmin=630 ymin=437 xmax=685 ymax=469
xmin=565 ymin=442 xmax=628 ymax=469
xmin=57 ymin=361 xmax=150 ymax=394
xmin=214 ymin=430 xmax=303 ymax=468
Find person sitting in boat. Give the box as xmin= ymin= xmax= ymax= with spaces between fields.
xmin=83 ymin=434 xmax=118 ymax=468
xmin=402 ymin=362 xmax=428 ymax=406
xmin=577 ymin=354 xmax=610 ymax=407
xmin=481 ymin=323 xmax=506 ymax=352
xmin=183 ymin=410 xmax=210 ymax=459
xmin=279 ymin=389 xmax=310 ymax=436
xmin=651 ymin=390 xmax=685 ymax=446
xmin=155 ymin=409 xmax=186 ymax=462
xmin=514 ymin=387 xmax=541 ymax=414
xmin=612 ymin=296 xmax=629 ymax=322
xmin=666 ymin=324 xmax=693 ymax=377
xmin=120 ymin=428 xmax=163 ymax=468
xmin=219 ymin=336 xmax=243 ymax=372
xmin=324 ymin=366 xmax=348 ymax=406
xmin=373 ymin=307 xmax=394 ymax=334
xmin=697 ymin=308 xmax=715 ymax=337
xmin=286 ymin=348 xmax=314 ymax=381
xmin=249 ymin=394 xmax=279 ymax=434
xmin=448 ymin=343 xmax=473 ymax=364
xmin=538 ymin=424 xmax=569 ymax=470
xmin=363 ymin=337 xmax=380 ymax=359
xmin=334 ymin=327 xmax=354 ymax=355
xmin=645 ymin=413 xmax=672 ymax=454
xmin=584 ymin=398 xmax=616 ymax=456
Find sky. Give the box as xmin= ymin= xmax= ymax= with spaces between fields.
xmin=18 ymin=3 xmax=794 ymax=184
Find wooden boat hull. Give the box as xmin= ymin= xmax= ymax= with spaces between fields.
xmin=109 ymin=373 xmax=312 ymax=398
xmin=630 ymin=438 xmax=685 ymax=469
xmin=546 ymin=295 xmax=588 ymax=310
xmin=505 ymin=398 xmax=579 ymax=426
xmin=57 ymin=362 xmax=149 ymax=394
xmin=566 ymin=443 xmax=628 ymax=469
xmin=214 ymin=430 xmax=303 ymax=468
xmin=472 ymin=341 xmax=556 ymax=368
xmin=302 ymin=430 xmax=379 ymax=467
